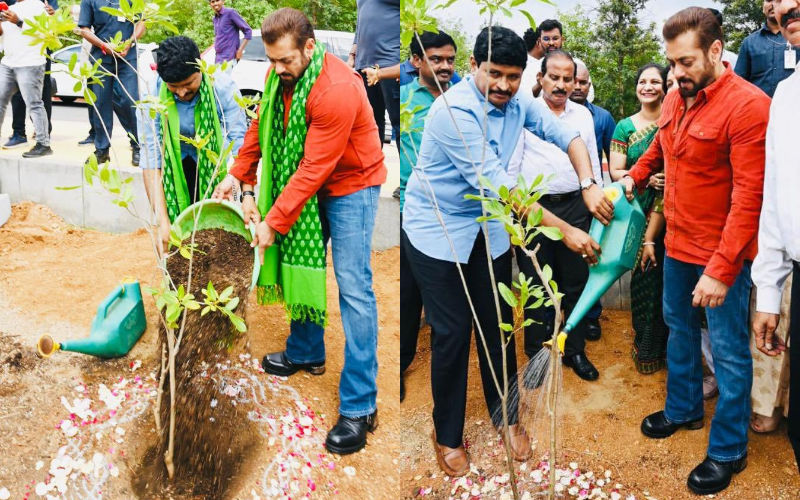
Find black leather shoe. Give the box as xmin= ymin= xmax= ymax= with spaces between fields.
xmin=22 ymin=143 xmax=53 ymax=158
xmin=586 ymin=319 xmax=602 ymax=341
xmin=562 ymin=352 xmax=599 ymax=381
xmin=687 ymin=455 xmax=747 ymax=495
xmin=87 ymin=148 xmax=110 ymax=164
xmin=131 ymin=147 xmax=140 ymax=167
xmin=325 ymin=411 xmax=378 ymax=455
xmin=261 ymin=351 xmax=325 ymax=377
xmin=641 ymin=410 xmax=703 ymax=439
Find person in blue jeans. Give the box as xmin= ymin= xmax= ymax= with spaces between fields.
xmin=78 ymin=0 xmax=144 ymax=166
xmin=622 ymin=7 xmax=768 ymax=495
xmin=213 ymin=8 xmax=387 ymax=456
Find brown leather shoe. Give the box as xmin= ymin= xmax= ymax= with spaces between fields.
xmin=431 ymin=430 xmax=469 ymax=477
xmin=499 ymin=424 xmax=532 ymax=461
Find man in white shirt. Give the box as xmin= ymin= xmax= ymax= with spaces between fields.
xmin=509 ymin=49 xmax=602 ymax=381
xmin=519 ymin=19 xmax=563 ymax=98
xmin=751 ymin=0 xmax=800 ymax=471
xmin=0 ymin=0 xmax=51 ymax=157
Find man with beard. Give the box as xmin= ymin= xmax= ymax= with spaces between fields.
xmin=734 ymin=0 xmax=800 ymax=97
xmin=520 ymin=19 xmax=563 ymax=98
xmin=213 ymin=8 xmax=386 ymax=455
xmin=399 ymin=30 xmax=457 ymax=402
xmin=509 ymin=50 xmax=602 ymax=379
xmin=621 ymin=7 xmax=769 ymax=495
xmin=752 ymin=0 xmax=800 ymax=472
xmin=403 ymin=26 xmax=611 ymax=476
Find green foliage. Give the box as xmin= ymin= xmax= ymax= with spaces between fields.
xmin=142 ymin=0 xmax=356 ymax=49
xmin=83 ymin=152 xmax=136 ymax=209
xmin=719 ymin=0 xmax=764 ymax=54
xmin=561 ymin=1 xmax=664 ymax=120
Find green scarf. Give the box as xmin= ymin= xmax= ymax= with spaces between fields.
xmin=256 ymin=44 xmax=327 ymax=326
xmin=160 ymin=74 xmax=225 ymax=222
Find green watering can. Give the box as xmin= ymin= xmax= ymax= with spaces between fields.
xmin=36 ymin=200 xmax=259 ymax=359
xmin=37 ymin=280 xmax=147 ymax=358
xmin=544 ymin=182 xmax=646 ymax=354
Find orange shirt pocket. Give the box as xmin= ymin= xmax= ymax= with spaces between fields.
xmin=686 ymin=124 xmax=720 ymax=165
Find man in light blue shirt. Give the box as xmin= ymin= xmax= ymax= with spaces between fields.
xmin=139 ymin=36 xmax=247 ymax=254
xmin=402 ymin=26 xmax=611 ymax=477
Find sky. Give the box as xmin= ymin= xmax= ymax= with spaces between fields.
xmin=435 ymin=0 xmax=725 ymax=42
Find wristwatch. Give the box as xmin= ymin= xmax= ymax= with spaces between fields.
xmin=240 ymin=190 xmax=255 ymax=202
xmin=579 ymin=177 xmax=597 ymax=191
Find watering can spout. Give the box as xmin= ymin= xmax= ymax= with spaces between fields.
xmin=36 ymin=281 xmax=147 ymax=359
xmin=542 ymin=331 xmax=568 ymax=354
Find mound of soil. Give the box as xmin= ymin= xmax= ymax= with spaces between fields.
xmin=136 ymin=228 xmax=256 ymax=499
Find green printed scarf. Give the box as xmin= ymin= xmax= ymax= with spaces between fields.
xmin=256 ymin=44 xmax=327 ymax=326
xmin=160 ymin=74 xmax=225 ymax=222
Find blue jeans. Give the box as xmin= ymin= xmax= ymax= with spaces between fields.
xmin=91 ymin=56 xmax=139 ymax=151
xmin=662 ymin=255 xmax=752 ymax=461
xmin=285 ymin=186 xmax=380 ymax=418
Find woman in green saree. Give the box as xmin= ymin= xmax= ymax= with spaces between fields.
xmin=609 ymin=63 xmax=669 ymax=374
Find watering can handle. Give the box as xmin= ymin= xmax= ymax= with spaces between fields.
xmin=97 ymin=284 xmax=125 ymax=319
xmin=588 ymin=184 xmax=622 ymax=245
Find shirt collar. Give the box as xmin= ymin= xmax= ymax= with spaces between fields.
xmin=583 ymin=100 xmax=597 ymax=115
xmin=536 ymin=93 xmax=574 ymax=117
xmin=760 ymin=23 xmax=781 ymax=36
xmin=401 ymin=59 xmax=417 ymax=75
xmin=696 ymin=62 xmax=733 ymax=103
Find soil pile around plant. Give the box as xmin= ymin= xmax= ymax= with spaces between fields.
xmin=135 ymin=228 xmax=256 ymax=499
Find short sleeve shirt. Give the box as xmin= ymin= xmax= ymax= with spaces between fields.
xmin=78 ymin=0 xmax=136 ymax=64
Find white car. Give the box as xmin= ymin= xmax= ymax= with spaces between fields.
xmin=201 ymin=31 xmax=392 ymax=142
xmin=51 ymin=42 xmax=158 ymax=103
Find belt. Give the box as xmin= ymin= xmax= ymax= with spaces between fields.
xmin=540 ymin=190 xmax=581 ymax=203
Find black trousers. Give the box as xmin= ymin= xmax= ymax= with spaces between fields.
xmin=86 ymin=81 xmax=135 ymax=144
xmin=11 ymin=57 xmax=52 ymax=136
xmin=515 ymin=192 xmax=591 ymax=358
xmin=405 ymin=230 xmax=518 ymax=448
xmin=361 ymin=73 xmax=399 ymax=150
xmin=400 ymin=220 xmax=423 ymax=374
xmin=789 ymin=262 xmax=800 ymax=471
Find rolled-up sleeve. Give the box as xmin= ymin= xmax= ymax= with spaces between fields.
xmin=231 ymin=10 xmax=252 ymax=40
xmin=427 ymin=105 xmax=514 ymax=192
xmin=78 ymin=0 xmax=93 ymax=28
xmin=522 ymin=97 xmax=579 ymax=152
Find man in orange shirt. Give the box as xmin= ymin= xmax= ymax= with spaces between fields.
xmin=213 ymin=8 xmax=386 ymax=455
xmin=621 ymin=8 xmax=769 ymax=495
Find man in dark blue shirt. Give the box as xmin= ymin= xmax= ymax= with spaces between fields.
xmin=734 ymin=0 xmax=800 ymax=97
xmin=78 ymin=0 xmax=144 ymax=165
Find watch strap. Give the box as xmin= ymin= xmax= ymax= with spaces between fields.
xmin=240 ymin=190 xmax=255 ymax=202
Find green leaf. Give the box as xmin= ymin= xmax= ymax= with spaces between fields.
xmin=226 ymin=296 xmax=240 ymax=311
xmin=542 ymin=265 xmax=553 ymax=285
xmin=498 ymin=282 xmax=518 ymax=308
xmin=219 ymin=286 xmax=234 ymax=301
xmin=538 ymin=226 xmax=563 ymax=241
xmin=55 ymin=185 xmax=81 ymax=191
xmin=201 ymin=305 xmax=212 ymax=316
xmin=229 ymin=314 xmax=247 ymax=333
xmin=499 ymin=322 xmax=513 ymax=332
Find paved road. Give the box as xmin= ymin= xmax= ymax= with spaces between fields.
xmin=0 ymin=100 xmax=400 ymax=197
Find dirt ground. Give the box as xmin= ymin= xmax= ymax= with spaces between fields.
xmin=0 ymin=202 xmax=401 ymax=499
xmin=400 ymin=307 xmax=800 ymax=499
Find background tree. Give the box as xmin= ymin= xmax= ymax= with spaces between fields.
xmin=142 ymin=0 xmax=356 ymax=50
xmin=719 ymin=0 xmax=764 ymax=54
xmin=561 ymin=0 xmax=663 ymax=120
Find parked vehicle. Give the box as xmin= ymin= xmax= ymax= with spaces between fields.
xmin=201 ymin=31 xmax=391 ymax=142
xmin=51 ymin=43 xmax=158 ymax=103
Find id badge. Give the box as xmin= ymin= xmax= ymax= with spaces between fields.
xmin=785 ymin=48 xmax=796 ymax=69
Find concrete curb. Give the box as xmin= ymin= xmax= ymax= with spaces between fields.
xmin=0 ymin=155 xmax=401 ymax=250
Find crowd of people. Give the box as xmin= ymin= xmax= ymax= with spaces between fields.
xmin=399 ymin=1 xmax=800 ymax=495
